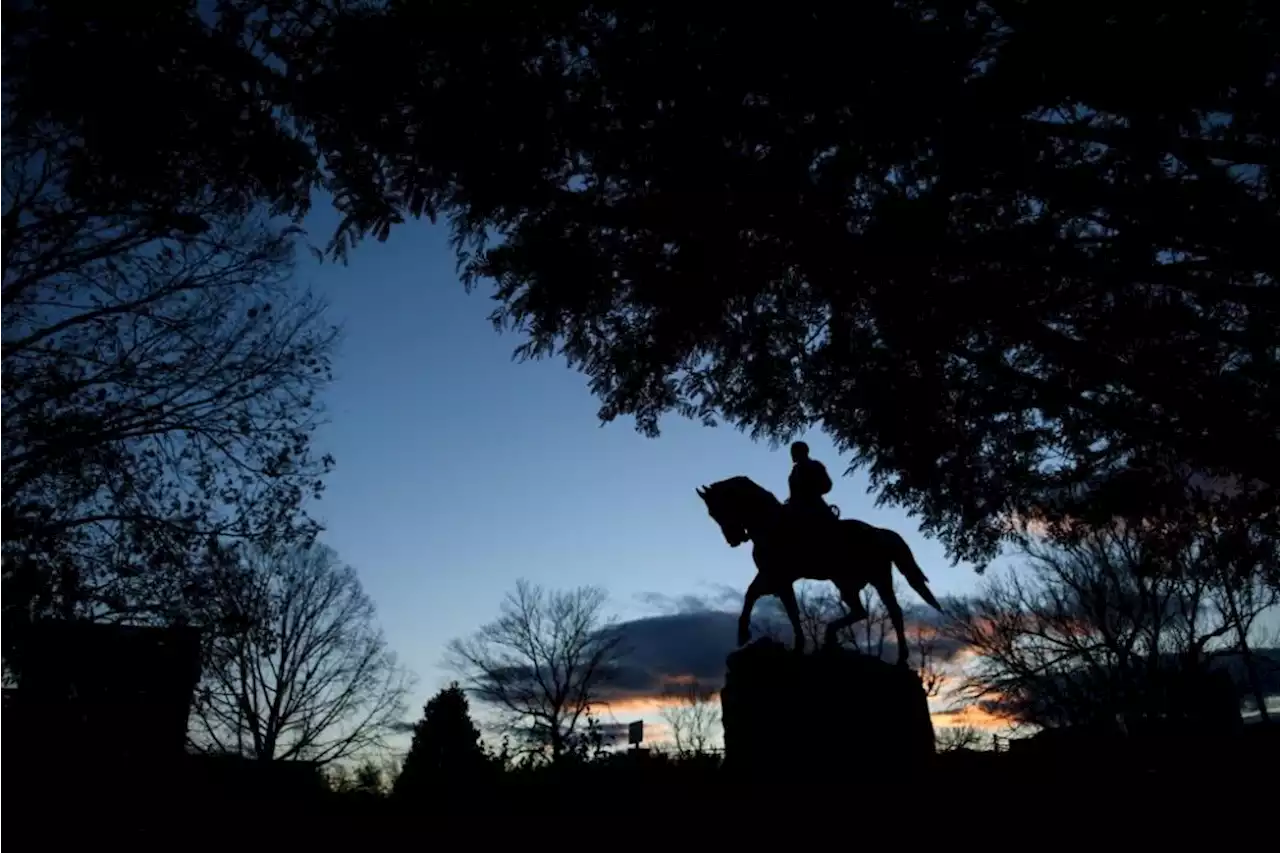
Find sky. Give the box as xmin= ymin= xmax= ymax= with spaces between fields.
xmin=293 ymin=202 xmax=1005 ymax=745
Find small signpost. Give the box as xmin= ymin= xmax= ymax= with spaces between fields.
xmin=628 ymin=719 xmax=644 ymax=748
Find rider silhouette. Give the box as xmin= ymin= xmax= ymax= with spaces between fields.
xmin=787 ymin=441 xmax=834 ymax=527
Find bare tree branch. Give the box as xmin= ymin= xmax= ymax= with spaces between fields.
xmin=658 ymin=680 xmax=721 ymax=757
xmin=935 ymin=725 xmax=984 ymax=753
xmin=940 ymin=522 xmax=1278 ymax=732
xmin=912 ymin=621 xmax=947 ymax=700
xmin=445 ymin=580 xmax=628 ymax=761
xmin=189 ymin=541 xmax=412 ymax=765
xmin=2 ymin=114 xmax=337 ymax=671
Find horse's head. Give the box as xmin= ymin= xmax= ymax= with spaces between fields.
xmin=695 ymin=477 xmax=758 ymax=548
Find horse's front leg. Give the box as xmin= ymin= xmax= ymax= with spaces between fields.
xmin=738 ymin=575 xmax=767 ymax=647
xmin=777 ymin=584 xmax=805 ymax=654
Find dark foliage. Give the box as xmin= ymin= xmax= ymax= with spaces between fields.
xmin=288 ymin=1 xmax=1279 ymax=567
xmin=2 ymin=0 xmax=337 ymax=675
xmin=10 ymin=2 xmax=1275 ymax=569
xmin=2 ymin=0 xmax=314 ymax=224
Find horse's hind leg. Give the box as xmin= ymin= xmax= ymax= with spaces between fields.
xmin=870 ymin=566 xmax=910 ymax=665
xmin=824 ymin=579 xmax=869 ymax=649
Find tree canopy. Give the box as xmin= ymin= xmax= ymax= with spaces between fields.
xmin=2 ymin=1 xmax=314 ymax=224
xmin=12 ymin=1 xmax=1276 ymax=566
xmin=277 ymin=1 xmax=1280 ymax=565
xmin=3 ymin=2 xmax=337 ymax=671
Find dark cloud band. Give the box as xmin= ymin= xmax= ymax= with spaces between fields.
xmin=599 ymin=590 xmax=969 ymax=702
xmin=600 ymin=589 xmax=1280 ymax=715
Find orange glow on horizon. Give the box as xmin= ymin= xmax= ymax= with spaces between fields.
xmin=599 ymin=659 xmax=1018 ymax=746
xmin=602 ymin=689 xmax=1011 ymax=738
xmin=931 ymin=702 xmax=1009 ymax=731
xmin=599 ymin=694 xmax=683 ymax=716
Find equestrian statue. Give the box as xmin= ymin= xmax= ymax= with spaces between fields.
xmin=696 ymin=442 xmax=944 ymax=665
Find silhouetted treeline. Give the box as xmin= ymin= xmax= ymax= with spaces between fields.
xmin=941 ymin=520 xmax=1279 ymax=730
xmin=7 ymin=636 xmax=1276 ymax=843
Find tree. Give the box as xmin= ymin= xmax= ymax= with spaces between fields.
xmin=0 ymin=192 xmax=336 ymax=647
xmin=329 ymin=758 xmax=393 ymax=798
xmin=913 ymin=620 xmax=949 ymax=700
xmin=2 ymin=3 xmax=337 ymax=673
xmin=1195 ymin=526 xmax=1280 ymax=723
xmin=445 ymin=580 xmax=627 ymax=761
xmin=284 ymin=2 xmax=1278 ymax=568
xmin=935 ymin=725 xmax=985 ymax=753
xmin=942 ymin=523 xmax=1277 ymax=732
xmin=658 ymin=680 xmax=721 ymax=757
xmin=189 ymin=542 xmax=412 ymax=764
xmin=16 ymin=4 xmax=1276 ymax=568
xmin=393 ymin=682 xmax=495 ymax=797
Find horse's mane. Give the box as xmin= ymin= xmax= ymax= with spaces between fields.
xmin=713 ymin=475 xmax=782 ymax=509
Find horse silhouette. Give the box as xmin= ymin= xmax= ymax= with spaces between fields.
xmin=696 ymin=475 xmax=944 ymax=665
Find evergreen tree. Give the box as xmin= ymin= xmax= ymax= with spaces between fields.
xmin=393 ymin=683 xmax=493 ymax=798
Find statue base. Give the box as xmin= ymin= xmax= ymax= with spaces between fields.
xmin=720 ymin=639 xmax=935 ymax=780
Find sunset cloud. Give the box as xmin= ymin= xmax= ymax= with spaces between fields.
xmin=599 ymin=591 xmax=1007 ymax=734
xmin=599 ymin=585 xmax=1280 ymax=748
xmin=929 ymin=697 xmax=1013 ymax=731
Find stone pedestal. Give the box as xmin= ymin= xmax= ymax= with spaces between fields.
xmin=720 ymin=639 xmax=935 ymax=780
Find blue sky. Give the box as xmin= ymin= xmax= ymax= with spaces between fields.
xmin=295 ymin=202 xmax=992 ymax=714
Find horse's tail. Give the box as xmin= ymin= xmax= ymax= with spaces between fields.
xmin=884 ymin=530 xmax=944 ymax=613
